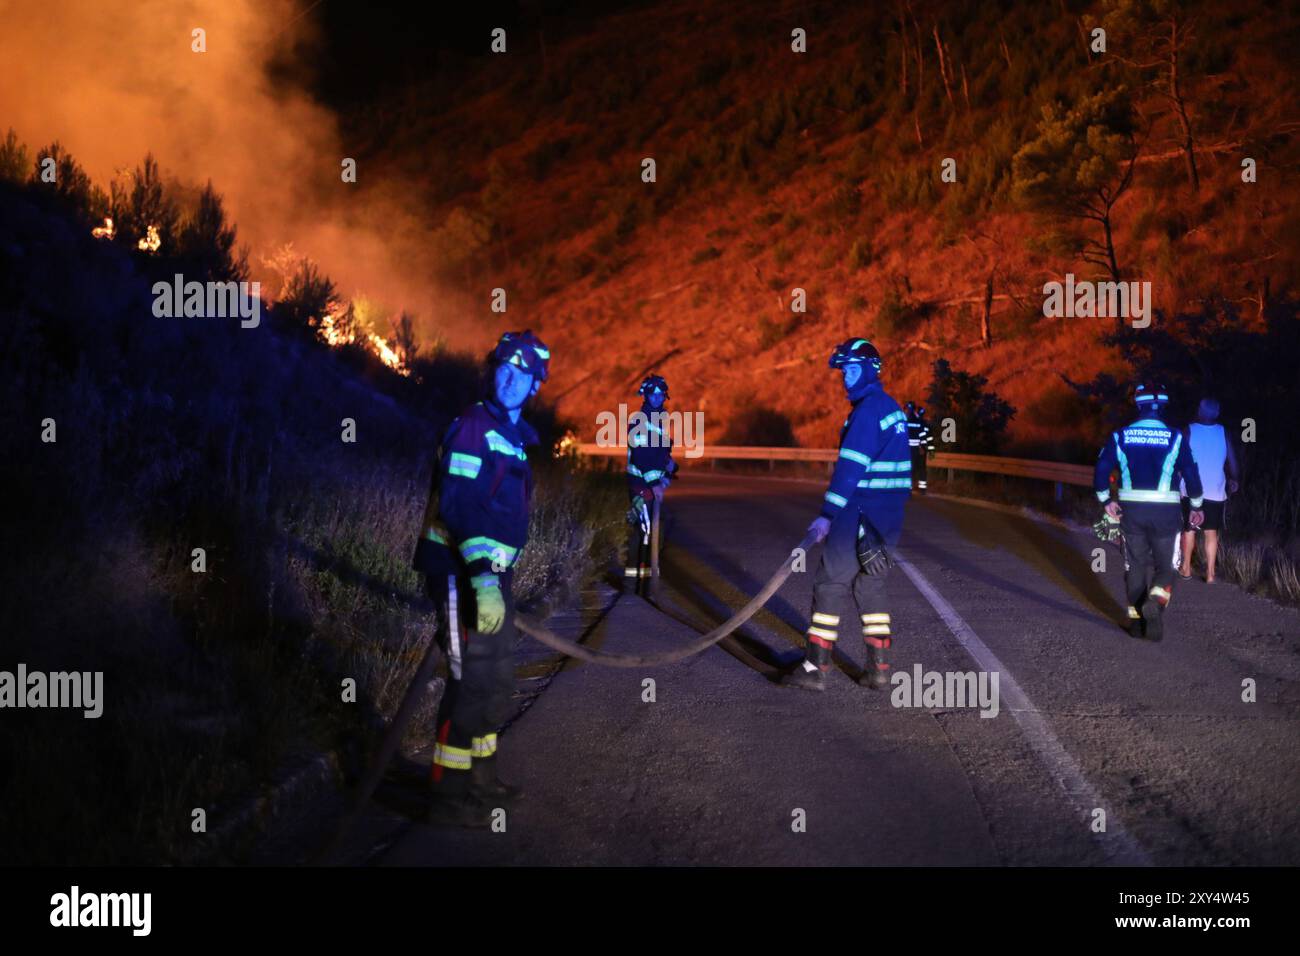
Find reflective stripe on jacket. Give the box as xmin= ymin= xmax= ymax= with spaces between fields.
xmin=414 ymin=399 xmax=537 ymax=580
xmin=627 ymin=402 xmax=676 ymax=497
xmin=821 ymin=383 xmax=913 ymax=519
xmin=1094 ymin=417 xmax=1204 ymax=507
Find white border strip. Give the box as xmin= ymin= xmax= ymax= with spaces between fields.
xmin=895 ymin=555 xmax=1152 ymax=866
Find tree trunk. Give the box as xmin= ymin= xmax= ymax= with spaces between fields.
xmin=1102 ymin=211 xmax=1121 ymax=285
xmin=1169 ymin=18 xmax=1200 ymax=191
xmin=981 ymin=275 xmax=993 ymax=348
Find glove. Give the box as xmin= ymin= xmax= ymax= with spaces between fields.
xmin=807 ymin=516 xmax=831 ymax=543
xmin=856 ymin=519 xmax=894 ymax=576
xmin=628 ymin=496 xmax=650 ymax=539
xmin=472 ymin=578 xmax=506 ymax=634
xmin=651 ymin=483 xmax=665 ymax=504
xmin=1093 ymin=509 xmax=1123 ymax=545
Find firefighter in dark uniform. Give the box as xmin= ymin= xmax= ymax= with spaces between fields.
xmin=782 ymin=339 xmax=912 ymax=691
xmin=1094 ymin=383 xmax=1204 ymax=642
xmin=413 ymin=330 xmax=550 ymax=826
xmin=905 ymin=402 xmax=936 ymax=494
xmin=624 ymin=373 xmax=677 ymax=594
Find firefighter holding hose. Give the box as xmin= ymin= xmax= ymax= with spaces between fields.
xmin=624 ymin=373 xmax=677 ymax=594
xmin=412 ymin=330 xmax=549 ymax=827
xmin=782 ymin=339 xmax=912 ymax=691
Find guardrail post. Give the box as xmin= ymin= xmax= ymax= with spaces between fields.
xmin=1054 ymin=481 xmax=1063 ymax=502
xmin=768 ymin=459 xmax=775 ymax=472
xmin=947 ymin=466 xmax=954 ymax=483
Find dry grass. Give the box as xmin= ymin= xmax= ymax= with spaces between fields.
xmin=1217 ymin=540 xmax=1266 ymax=591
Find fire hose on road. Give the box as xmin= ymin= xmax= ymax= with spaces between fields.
xmin=515 ymin=517 xmax=818 ymax=668
xmin=318 ymin=513 xmax=818 ymax=862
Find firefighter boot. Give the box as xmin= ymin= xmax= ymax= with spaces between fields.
xmin=1125 ymin=606 xmax=1145 ymax=639
xmin=857 ymin=642 xmax=889 ymax=689
xmin=858 ymin=616 xmax=891 ymax=689
xmin=781 ymin=637 xmax=831 ymax=692
xmin=1142 ymin=588 xmax=1170 ymax=643
xmin=470 ymin=755 xmax=524 ymax=805
xmin=427 ymin=768 xmax=493 ymax=828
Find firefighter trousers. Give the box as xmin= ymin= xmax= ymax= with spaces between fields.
xmin=911 ymin=448 xmax=928 ymax=491
xmin=807 ymin=497 xmax=907 ymax=672
xmin=625 ymin=517 xmax=653 ymax=590
xmin=1120 ymin=502 xmax=1181 ymax=611
xmin=423 ymin=571 xmax=516 ymax=787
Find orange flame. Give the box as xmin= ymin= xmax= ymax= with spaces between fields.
xmin=137 ymin=224 xmax=161 ymax=253
xmin=315 ymin=304 xmax=410 ymax=376
xmin=91 ymin=216 xmax=115 ymax=240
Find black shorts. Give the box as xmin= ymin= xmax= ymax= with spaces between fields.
xmin=1181 ymin=498 xmax=1225 ymax=532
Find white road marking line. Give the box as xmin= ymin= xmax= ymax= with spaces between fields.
xmin=895 ymin=554 xmax=1153 ymax=866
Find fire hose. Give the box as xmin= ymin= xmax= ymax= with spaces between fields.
xmin=515 ymin=518 xmax=818 ymax=668
xmin=318 ymin=515 xmax=818 ymax=862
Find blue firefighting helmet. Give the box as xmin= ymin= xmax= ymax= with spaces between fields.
xmin=491 ymin=330 xmax=550 ymax=382
xmin=829 ymin=338 xmax=883 ymax=374
xmin=638 ymin=373 xmax=669 ymax=399
xmin=1135 ymin=382 xmax=1169 ymax=412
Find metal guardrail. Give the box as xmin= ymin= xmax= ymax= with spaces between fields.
xmin=576 ymin=443 xmax=1094 ymax=498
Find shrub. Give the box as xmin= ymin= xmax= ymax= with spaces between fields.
xmin=0 ymin=128 xmax=30 ymax=185
xmin=177 ymin=182 xmax=248 ymax=282
xmin=925 ymin=359 xmax=1016 ymax=453
xmin=276 ymin=259 xmax=338 ymax=330
xmin=112 ymin=153 xmax=179 ymax=250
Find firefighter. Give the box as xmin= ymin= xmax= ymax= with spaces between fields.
xmin=1094 ymin=383 xmax=1204 ymax=642
xmin=905 ymin=402 xmax=936 ymax=494
xmin=782 ymin=338 xmax=912 ymax=691
xmin=624 ymin=373 xmax=678 ymax=594
xmin=412 ymin=330 xmax=550 ymax=826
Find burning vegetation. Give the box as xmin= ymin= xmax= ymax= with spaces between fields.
xmin=263 ymin=244 xmax=415 ymax=376
xmin=35 ymin=136 xmax=417 ymax=377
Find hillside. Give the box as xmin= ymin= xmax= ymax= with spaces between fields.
xmin=343 ymin=0 xmax=1300 ymax=459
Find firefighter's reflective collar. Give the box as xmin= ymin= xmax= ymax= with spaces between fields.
xmin=481 ymin=397 xmax=539 ymax=447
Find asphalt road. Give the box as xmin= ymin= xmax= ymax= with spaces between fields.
xmin=342 ymin=474 xmax=1300 ymax=866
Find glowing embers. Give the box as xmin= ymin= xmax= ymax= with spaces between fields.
xmin=137 ymin=224 xmax=161 ymax=253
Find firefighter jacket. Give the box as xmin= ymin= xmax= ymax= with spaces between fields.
xmin=413 ymin=398 xmax=538 ymax=588
xmin=906 ymin=414 xmax=935 ymax=453
xmin=627 ymin=401 xmax=677 ymax=499
xmin=1094 ymin=416 xmax=1204 ymax=507
xmin=820 ymin=381 xmax=913 ymax=520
